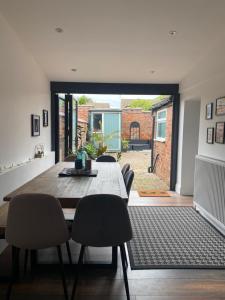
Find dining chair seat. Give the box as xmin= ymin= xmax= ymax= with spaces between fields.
xmin=5 ymin=193 xmax=70 ymax=300
xmin=71 ymin=194 xmax=132 ymax=300
xmin=96 ymin=155 xmax=116 ymax=162
xmin=121 ymin=163 xmax=130 ymax=178
xmin=124 ymin=170 xmax=134 ymax=200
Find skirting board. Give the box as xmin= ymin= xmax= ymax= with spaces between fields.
xmin=194 ymin=202 xmax=225 ymax=236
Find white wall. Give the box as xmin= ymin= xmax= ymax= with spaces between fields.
xmin=176 ymin=100 xmax=200 ymax=195
xmin=177 ymin=38 xmax=225 ymax=194
xmin=0 ymin=13 xmax=54 ymax=203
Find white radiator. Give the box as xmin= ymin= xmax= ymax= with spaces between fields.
xmin=194 ymin=155 xmax=225 ymax=231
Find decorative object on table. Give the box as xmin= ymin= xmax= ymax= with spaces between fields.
xmin=43 ymin=109 xmax=48 ymax=127
xmin=58 ymin=168 xmax=98 ymax=177
xmin=85 ymin=159 xmax=92 ymax=171
xmin=31 ymin=114 xmax=40 ymax=136
xmin=34 ymin=144 xmax=44 ymax=158
xmin=205 ymin=103 xmax=213 ymax=120
xmin=216 ymin=97 xmax=225 ymax=116
xmin=75 ymin=147 xmax=88 ymax=169
xmin=75 ymin=159 xmax=82 ymax=169
xmin=206 ymin=127 xmax=214 ymax=144
xmin=215 ymin=122 xmax=225 ymax=144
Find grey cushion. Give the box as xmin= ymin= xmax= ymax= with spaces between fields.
xmin=6 ymin=193 xmax=69 ymax=250
xmin=72 ymin=194 xmax=132 ymax=247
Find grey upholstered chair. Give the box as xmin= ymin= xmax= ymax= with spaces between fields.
xmin=121 ymin=163 xmax=130 ymax=178
xmin=5 ymin=193 xmax=70 ymax=300
xmin=71 ymin=194 xmax=132 ymax=300
xmin=124 ymin=170 xmax=134 ymax=200
xmin=96 ymin=155 xmax=116 ymax=162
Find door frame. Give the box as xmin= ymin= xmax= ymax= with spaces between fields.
xmin=50 ymin=82 xmax=180 ymax=190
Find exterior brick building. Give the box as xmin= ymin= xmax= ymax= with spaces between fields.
xmin=152 ymin=98 xmax=173 ymax=187
xmin=122 ymin=108 xmax=153 ymax=141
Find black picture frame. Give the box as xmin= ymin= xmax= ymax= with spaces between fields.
xmin=43 ymin=109 xmax=48 ymax=127
xmin=31 ymin=114 xmax=40 ymax=136
xmin=205 ymin=102 xmax=213 ymax=120
xmin=215 ymin=122 xmax=225 ymax=144
xmin=206 ymin=127 xmax=214 ymax=144
xmin=216 ymin=97 xmax=225 ymax=116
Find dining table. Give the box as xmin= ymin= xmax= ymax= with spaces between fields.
xmin=3 ymin=161 xmax=128 ymax=207
xmin=1 ymin=161 xmax=128 ymax=272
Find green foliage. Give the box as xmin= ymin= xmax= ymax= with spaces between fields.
xmin=129 ymin=99 xmax=154 ymax=111
xmin=116 ymin=152 xmax=122 ymax=162
xmin=77 ymin=95 xmax=93 ymax=105
xmin=84 ymin=143 xmax=97 ymax=159
xmin=121 ymin=139 xmax=129 ymax=151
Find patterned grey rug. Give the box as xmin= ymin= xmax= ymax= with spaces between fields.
xmin=127 ymin=206 xmax=225 ymax=269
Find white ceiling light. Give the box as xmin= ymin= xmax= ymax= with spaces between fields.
xmin=169 ymin=30 xmax=177 ymax=36
xmin=55 ymin=27 xmax=63 ymax=33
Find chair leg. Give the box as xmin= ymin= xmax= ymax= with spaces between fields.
xmin=24 ymin=249 xmax=29 ymax=276
xmin=57 ymin=245 xmax=69 ymax=300
xmin=112 ymin=246 xmax=118 ymax=269
xmin=30 ymin=249 xmax=37 ymax=279
xmin=6 ymin=246 xmax=20 ymax=300
xmin=120 ymin=244 xmax=130 ymax=300
xmin=71 ymin=245 xmax=85 ymax=300
xmin=66 ymin=241 xmax=72 ymax=265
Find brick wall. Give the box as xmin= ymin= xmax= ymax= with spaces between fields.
xmin=78 ymin=105 xmax=93 ymax=123
xmin=153 ymin=105 xmax=173 ymax=186
xmin=122 ymin=108 xmax=153 ymax=141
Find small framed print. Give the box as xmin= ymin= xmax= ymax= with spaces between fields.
xmin=207 ymin=128 xmax=214 ymax=144
xmin=206 ymin=103 xmax=213 ymax=120
xmin=216 ymin=97 xmax=225 ymax=116
xmin=31 ymin=114 xmax=40 ymax=136
xmin=215 ymin=122 xmax=225 ymax=144
xmin=43 ymin=109 xmax=48 ymax=127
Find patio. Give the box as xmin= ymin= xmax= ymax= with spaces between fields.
xmin=118 ymin=150 xmax=169 ymax=191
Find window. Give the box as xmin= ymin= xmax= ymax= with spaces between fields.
xmin=93 ymin=113 xmax=102 ymax=132
xmin=130 ymin=121 xmax=140 ymax=140
xmin=156 ymin=109 xmax=167 ymax=141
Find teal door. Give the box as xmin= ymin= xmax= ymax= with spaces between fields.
xmin=103 ymin=113 xmax=121 ymax=151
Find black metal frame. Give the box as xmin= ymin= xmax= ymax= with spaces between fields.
xmin=50 ymin=82 xmax=180 ymax=190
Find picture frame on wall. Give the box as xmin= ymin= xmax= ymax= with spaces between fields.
xmin=31 ymin=114 xmax=40 ymax=136
xmin=43 ymin=109 xmax=48 ymax=127
xmin=216 ymin=97 xmax=225 ymax=116
xmin=205 ymin=102 xmax=213 ymax=120
xmin=207 ymin=127 xmax=214 ymax=144
xmin=215 ymin=122 xmax=225 ymax=144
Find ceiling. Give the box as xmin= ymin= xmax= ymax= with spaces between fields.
xmin=1 ymin=0 xmax=225 ymax=84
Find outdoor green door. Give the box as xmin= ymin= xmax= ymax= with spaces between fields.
xmin=103 ymin=113 xmax=121 ymax=151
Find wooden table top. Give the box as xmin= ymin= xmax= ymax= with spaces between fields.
xmin=3 ymin=162 xmax=128 ymax=208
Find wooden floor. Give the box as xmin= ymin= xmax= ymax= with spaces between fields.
xmin=1 ymin=192 xmax=225 ymax=299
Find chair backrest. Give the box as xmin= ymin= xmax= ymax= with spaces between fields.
xmin=96 ymin=155 xmax=116 ymax=162
xmin=6 ymin=193 xmax=69 ymax=250
xmin=72 ymin=194 xmax=132 ymax=247
xmin=124 ymin=170 xmax=134 ymax=198
xmin=121 ymin=163 xmax=130 ymax=177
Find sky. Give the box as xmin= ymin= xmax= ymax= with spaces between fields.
xmin=72 ymin=94 xmax=160 ymax=108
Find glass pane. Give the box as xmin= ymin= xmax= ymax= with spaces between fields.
xmin=93 ymin=114 xmax=102 ymax=132
xmin=59 ymin=98 xmax=65 ymax=161
xmin=72 ymin=98 xmax=77 ymax=153
xmin=157 ymin=122 xmax=166 ymax=138
xmin=158 ymin=110 xmax=166 ymax=120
